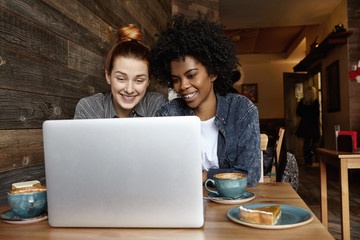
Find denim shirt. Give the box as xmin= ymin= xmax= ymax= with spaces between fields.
xmin=156 ymin=93 xmax=261 ymax=186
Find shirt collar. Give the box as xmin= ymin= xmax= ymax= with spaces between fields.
xmin=105 ymin=92 xmax=147 ymax=118
xmin=131 ymin=99 xmax=146 ymax=117
xmin=104 ymin=92 xmax=119 ymax=118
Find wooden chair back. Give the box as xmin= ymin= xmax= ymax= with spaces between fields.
xmin=270 ymin=127 xmax=285 ymax=182
xmin=275 ymin=127 xmax=285 ymax=165
xmin=259 ymin=134 xmax=269 ymax=182
xmin=261 ymin=134 xmax=269 ymax=151
xmin=263 ymin=127 xmax=285 ymax=183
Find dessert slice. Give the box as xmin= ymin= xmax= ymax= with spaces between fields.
xmin=12 ymin=180 xmax=41 ymax=189
xmin=239 ymin=205 xmax=281 ymax=225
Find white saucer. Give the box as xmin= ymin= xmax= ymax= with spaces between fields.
xmin=206 ymin=191 xmax=255 ymax=204
xmin=0 ymin=210 xmax=48 ymax=224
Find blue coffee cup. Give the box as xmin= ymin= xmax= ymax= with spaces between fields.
xmin=205 ymin=173 xmax=247 ymax=199
xmin=8 ymin=186 xmax=47 ymax=219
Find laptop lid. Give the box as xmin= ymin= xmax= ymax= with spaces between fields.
xmin=43 ymin=116 xmax=203 ymax=228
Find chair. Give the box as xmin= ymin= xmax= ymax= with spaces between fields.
xmin=263 ymin=127 xmax=285 ymax=183
xmin=259 ymin=134 xmax=269 ymax=182
xmin=278 ymin=152 xmax=299 ymax=191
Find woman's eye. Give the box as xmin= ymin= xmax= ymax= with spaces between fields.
xmin=172 ymin=78 xmax=180 ymax=83
xmin=136 ymin=79 xmax=145 ymax=83
xmin=187 ymin=73 xmax=196 ymax=79
xmin=117 ymin=77 xmax=125 ymax=81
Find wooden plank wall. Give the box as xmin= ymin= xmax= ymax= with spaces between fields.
xmin=348 ymin=0 xmax=360 ymax=138
xmin=0 ymin=0 xmax=171 ymax=204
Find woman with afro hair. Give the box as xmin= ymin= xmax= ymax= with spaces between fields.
xmin=151 ymin=15 xmax=261 ymax=187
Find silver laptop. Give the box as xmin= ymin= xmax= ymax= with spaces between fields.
xmin=43 ymin=116 xmax=203 ymax=228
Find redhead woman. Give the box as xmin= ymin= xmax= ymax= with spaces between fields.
xmin=74 ymin=24 xmax=166 ymax=119
xmin=150 ymin=15 xmax=261 ymax=186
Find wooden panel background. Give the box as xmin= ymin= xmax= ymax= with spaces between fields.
xmin=0 ymin=0 xmax=171 ymax=203
xmin=348 ymin=0 xmax=360 ymax=139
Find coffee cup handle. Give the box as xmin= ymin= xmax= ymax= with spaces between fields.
xmin=204 ymin=179 xmax=219 ymax=195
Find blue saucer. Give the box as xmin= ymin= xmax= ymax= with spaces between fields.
xmin=1 ymin=209 xmax=47 ymax=224
xmin=207 ymin=191 xmax=255 ymax=204
xmin=227 ymin=203 xmax=313 ymax=229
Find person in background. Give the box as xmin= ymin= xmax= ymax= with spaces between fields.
xmin=74 ymin=24 xmax=166 ymax=119
xmin=150 ymin=15 xmax=261 ymax=187
xmin=296 ymin=86 xmax=320 ymax=167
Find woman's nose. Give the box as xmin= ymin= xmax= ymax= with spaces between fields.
xmin=125 ymin=81 xmax=134 ymax=93
xmin=180 ymin=78 xmax=190 ymax=90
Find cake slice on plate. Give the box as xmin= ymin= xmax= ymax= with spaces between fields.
xmin=239 ymin=205 xmax=281 ymax=225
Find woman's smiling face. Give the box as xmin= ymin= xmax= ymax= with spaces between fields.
xmin=170 ymin=56 xmax=216 ymax=113
xmin=106 ymin=56 xmax=149 ymax=117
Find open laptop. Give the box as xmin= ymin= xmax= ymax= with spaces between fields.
xmin=43 ymin=116 xmax=203 ymax=228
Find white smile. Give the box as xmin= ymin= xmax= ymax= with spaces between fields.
xmin=183 ymin=92 xmax=197 ymax=99
xmin=121 ymin=94 xmax=136 ymax=100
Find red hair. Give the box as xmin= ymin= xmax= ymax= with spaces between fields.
xmin=105 ymin=24 xmax=149 ymax=75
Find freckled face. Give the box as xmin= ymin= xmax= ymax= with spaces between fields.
xmin=170 ymin=56 xmax=216 ymax=113
xmin=106 ymin=57 xmax=149 ymax=117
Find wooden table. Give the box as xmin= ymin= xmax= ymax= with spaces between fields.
xmin=317 ymin=148 xmax=360 ymax=240
xmin=0 ymin=183 xmax=333 ymax=240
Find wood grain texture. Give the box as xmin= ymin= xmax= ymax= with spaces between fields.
xmin=77 ymin=0 xmax=170 ymax=45
xmin=0 ymin=7 xmax=67 ymax=66
xmin=121 ymin=0 xmax=167 ymax=41
xmin=1 ymin=0 xmax=110 ymax=56
xmin=141 ymin=0 xmax=171 ymax=30
xmin=0 ymin=48 xmax=109 ymax=98
xmin=0 ymin=129 xmax=44 ymax=173
xmin=43 ymin=0 xmax=116 ymax=44
xmin=68 ymin=41 xmax=106 ymax=78
xmin=348 ymin=0 xmax=360 ymax=64
xmin=0 ymin=164 xmax=46 ymax=205
xmin=77 ymin=0 xmax=138 ymax=30
xmin=0 ymin=89 xmax=78 ymax=129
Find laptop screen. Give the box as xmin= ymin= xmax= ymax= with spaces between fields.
xmin=43 ymin=116 xmax=204 ymax=228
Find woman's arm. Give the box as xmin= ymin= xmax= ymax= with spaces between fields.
xmin=208 ymin=105 xmax=261 ymax=187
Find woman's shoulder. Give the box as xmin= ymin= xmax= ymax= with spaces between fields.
xmin=144 ymin=91 xmax=167 ymax=102
xmin=216 ymin=93 xmax=258 ymax=124
xmin=137 ymin=92 xmax=168 ymax=117
xmin=74 ymin=93 xmax=110 ymax=119
xmin=78 ymin=92 xmax=108 ymax=104
xmin=220 ymin=93 xmax=257 ymax=109
xmin=76 ymin=93 xmax=110 ymax=110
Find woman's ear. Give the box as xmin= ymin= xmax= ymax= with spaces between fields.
xmin=105 ymin=70 xmax=111 ymax=85
xmin=210 ymin=75 xmax=217 ymax=82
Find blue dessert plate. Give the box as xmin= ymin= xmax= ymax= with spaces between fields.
xmin=227 ymin=203 xmax=313 ymax=229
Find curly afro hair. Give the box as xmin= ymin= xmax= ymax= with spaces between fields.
xmin=150 ymin=14 xmax=239 ymax=95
